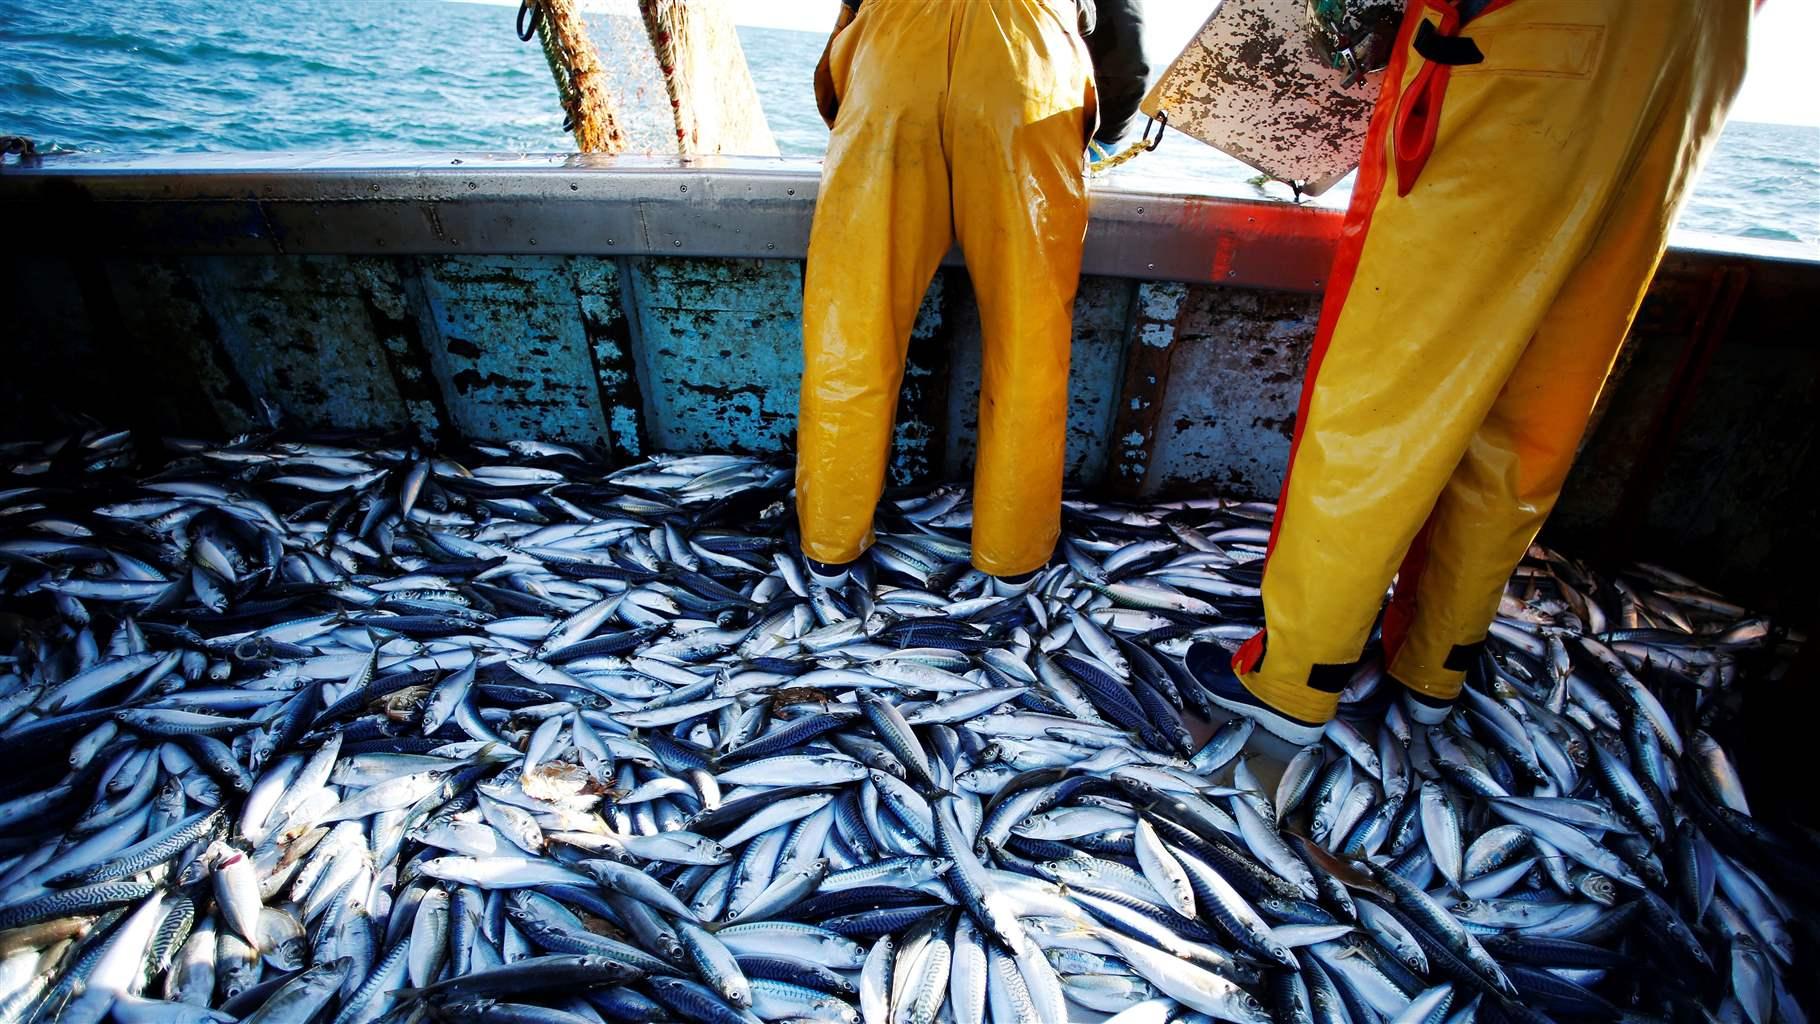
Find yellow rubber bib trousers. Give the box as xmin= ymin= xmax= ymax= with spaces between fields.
xmin=796 ymin=0 xmax=1095 ymax=577
xmin=1233 ymin=0 xmax=1750 ymax=724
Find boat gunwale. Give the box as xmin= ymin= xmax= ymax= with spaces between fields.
xmin=5 ymin=154 xmax=1810 ymax=288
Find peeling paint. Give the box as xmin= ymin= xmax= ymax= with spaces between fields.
xmin=413 ymin=255 xmax=612 ymax=446
xmin=2 ymin=242 xmax=1812 ymax=617
xmin=184 ymin=256 xmax=411 ymax=434
xmin=943 ymin=272 xmax=1132 ymax=484
xmin=608 ymin=406 xmax=643 ymax=454
xmin=103 ymin=258 xmax=258 ymax=435
xmin=355 ymin=258 xmax=446 ymax=441
xmin=891 ymin=275 xmax=949 ymax=486
xmin=1146 ymin=286 xmax=1321 ymax=498
xmin=626 ymin=256 xmax=804 ymax=455
xmin=575 ymin=258 xmax=646 ymax=461
xmin=1140 ymin=281 xmax=1186 ymax=321
xmin=1106 ymin=281 xmax=1189 ymax=494
xmin=50 ymin=254 xmax=1314 ymax=499
xmin=1062 ymin=278 xmax=1135 ymax=483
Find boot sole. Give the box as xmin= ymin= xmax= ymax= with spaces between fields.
xmin=1208 ymin=691 xmax=1325 ymax=746
xmin=1403 ymin=694 xmax=1454 ymax=726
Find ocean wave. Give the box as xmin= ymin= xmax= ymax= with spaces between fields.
xmin=1 ymin=0 xmax=1813 ymax=250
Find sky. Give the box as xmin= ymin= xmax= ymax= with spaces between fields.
xmin=719 ymin=0 xmax=1820 ymax=127
xmin=459 ymin=0 xmax=1817 ymax=127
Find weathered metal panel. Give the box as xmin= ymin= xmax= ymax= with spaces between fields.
xmin=8 ymin=157 xmax=1807 ymax=290
xmin=576 ymin=258 xmax=647 ymax=462
xmin=1066 ymin=278 xmax=1137 ymax=485
xmin=1143 ymin=286 xmax=1322 ymax=498
xmin=941 ymin=273 xmax=1136 ymax=485
xmin=0 ymin=156 xmax=1361 ymax=287
xmin=411 ymin=255 xmax=612 ymax=445
xmin=0 ymin=161 xmax=1814 ymax=616
xmin=101 ymin=258 xmax=261 ymax=436
xmin=1106 ymin=280 xmax=1190 ymax=495
xmin=183 ymin=256 xmax=411 ymax=433
xmin=71 ymin=194 xmax=276 ymax=255
xmin=940 ymin=272 xmax=985 ymax=479
xmin=0 ymin=258 xmax=96 ymax=428
xmin=625 ymin=256 xmax=804 ymax=455
xmin=890 ymin=275 xmax=951 ymax=487
xmin=1551 ymin=252 xmax=1820 ymax=616
xmin=1551 ymin=272 xmax=1714 ymax=537
xmin=635 ymin=172 xmax=813 ymax=259
xmin=1636 ymin=327 xmax=1818 ymax=593
xmin=348 ymin=259 xmax=448 ymax=440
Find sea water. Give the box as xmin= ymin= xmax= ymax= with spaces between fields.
xmin=2 ymin=0 xmax=1814 ymax=249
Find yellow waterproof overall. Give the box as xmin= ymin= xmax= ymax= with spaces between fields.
xmin=1233 ymin=0 xmax=1750 ymax=723
xmin=796 ymin=0 xmax=1095 ymax=576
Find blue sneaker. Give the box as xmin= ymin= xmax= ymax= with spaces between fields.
xmin=1185 ymin=641 xmax=1327 ymax=745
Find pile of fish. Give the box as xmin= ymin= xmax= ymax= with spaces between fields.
xmin=0 ymin=427 xmax=1806 ymax=1024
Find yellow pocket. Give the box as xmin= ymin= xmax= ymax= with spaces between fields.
xmin=1453 ymin=21 xmax=1604 ymax=80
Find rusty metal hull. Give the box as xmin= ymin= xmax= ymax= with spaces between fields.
xmin=1 ymin=154 xmax=1814 ymax=614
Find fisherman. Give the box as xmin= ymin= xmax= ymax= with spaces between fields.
xmin=794 ymin=0 xmax=1148 ymax=595
xmin=1188 ymin=0 xmax=1751 ymax=744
